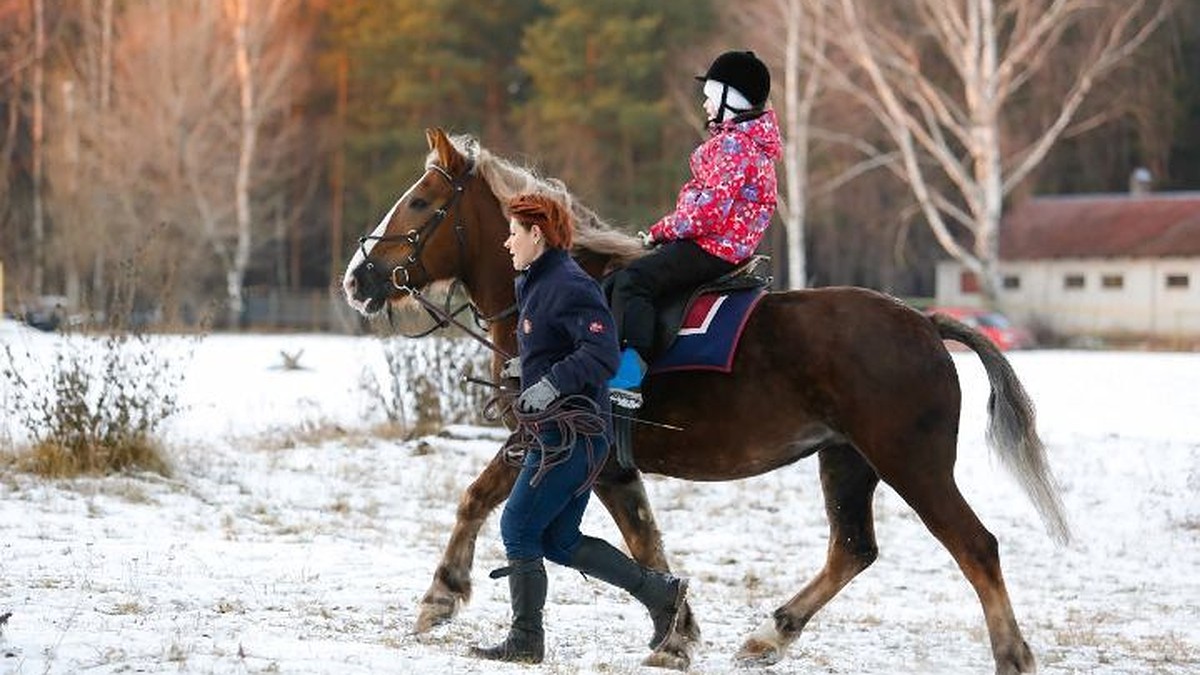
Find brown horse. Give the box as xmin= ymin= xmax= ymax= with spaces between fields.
xmin=341 ymin=128 xmax=1070 ymax=674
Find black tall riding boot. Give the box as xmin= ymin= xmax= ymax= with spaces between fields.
xmin=569 ymin=535 xmax=688 ymax=649
xmin=469 ymin=558 xmax=547 ymax=663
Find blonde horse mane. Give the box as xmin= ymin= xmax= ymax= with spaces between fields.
xmin=429 ymin=134 xmax=649 ymax=268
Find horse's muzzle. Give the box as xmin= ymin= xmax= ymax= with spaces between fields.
xmin=345 ymin=261 xmax=391 ymax=315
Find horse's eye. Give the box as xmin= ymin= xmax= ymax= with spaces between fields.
xmin=410 ymin=198 xmax=429 ymax=210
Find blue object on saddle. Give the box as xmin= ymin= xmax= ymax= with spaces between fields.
xmin=608 ymin=347 xmax=647 ymax=390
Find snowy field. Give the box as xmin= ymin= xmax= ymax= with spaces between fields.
xmin=1 ymin=319 xmax=1198 ymax=674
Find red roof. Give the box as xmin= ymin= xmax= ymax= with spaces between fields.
xmin=1000 ymin=193 xmax=1200 ymax=260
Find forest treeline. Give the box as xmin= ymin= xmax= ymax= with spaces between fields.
xmin=1 ymin=0 xmax=1197 ymax=327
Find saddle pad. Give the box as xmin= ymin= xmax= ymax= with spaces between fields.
xmin=648 ymin=288 xmax=765 ymax=374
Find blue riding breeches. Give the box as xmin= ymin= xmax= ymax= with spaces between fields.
xmin=500 ymin=430 xmax=609 ymax=564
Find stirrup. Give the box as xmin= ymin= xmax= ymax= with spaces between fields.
xmin=610 ymin=388 xmax=643 ymax=410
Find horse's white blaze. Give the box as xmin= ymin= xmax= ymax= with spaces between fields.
xmin=341 ymin=186 xmax=415 ymax=309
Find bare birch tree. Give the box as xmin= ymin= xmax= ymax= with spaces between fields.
xmin=98 ymin=0 xmax=311 ymax=326
xmin=225 ymin=0 xmax=256 ymax=327
xmin=41 ymin=0 xmax=116 ymax=311
xmin=35 ymin=0 xmax=314 ymax=324
xmin=820 ymin=0 xmax=1173 ymax=302
xmin=726 ymin=0 xmax=829 ymax=289
xmin=224 ymin=0 xmax=312 ymax=325
xmin=31 ymin=0 xmax=45 ymax=296
xmin=729 ymin=1 xmax=901 ymax=289
xmin=0 ymin=1 xmax=35 ymax=265
xmin=777 ymin=0 xmax=820 ymax=289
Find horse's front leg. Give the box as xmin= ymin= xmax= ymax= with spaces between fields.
xmin=416 ymin=450 xmax=518 ymax=633
xmin=591 ymin=466 xmax=698 ymax=671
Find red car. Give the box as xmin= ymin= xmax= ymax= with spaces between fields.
xmin=926 ymin=306 xmax=1036 ymax=350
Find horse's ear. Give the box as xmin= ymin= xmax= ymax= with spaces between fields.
xmin=429 ymin=128 xmax=467 ymax=176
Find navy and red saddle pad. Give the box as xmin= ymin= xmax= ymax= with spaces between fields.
xmin=641 ymin=256 xmax=770 ymax=375
xmin=647 ymin=286 xmax=765 ymax=374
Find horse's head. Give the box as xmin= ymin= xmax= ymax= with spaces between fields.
xmin=342 ymin=128 xmax=484 ymax=316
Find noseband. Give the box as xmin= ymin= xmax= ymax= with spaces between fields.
xmin=357 ymin=162 xmax=473 ymax=293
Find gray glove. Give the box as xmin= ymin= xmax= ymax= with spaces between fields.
xmin=500 ymin=356 xmax=521 ymax=380
xmin=517 ymin=377 xmax=559 ymax=413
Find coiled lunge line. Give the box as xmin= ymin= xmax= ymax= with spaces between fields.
xmin=500 ymin=393 xmax=609 ymax=495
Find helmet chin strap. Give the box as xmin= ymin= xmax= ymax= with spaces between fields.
xmin=705 ymin=81 xmax=748 ymax=126
xmin=715 ymin=83 xmax=731 ymax=124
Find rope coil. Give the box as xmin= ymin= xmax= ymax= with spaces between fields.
xmin=494 ymin=392 xmax=609 ymax=495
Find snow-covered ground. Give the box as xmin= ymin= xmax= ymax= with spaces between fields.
xmin=1 ymin=320 xmax=1197 ymax=674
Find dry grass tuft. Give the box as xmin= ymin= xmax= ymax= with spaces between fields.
xmin=2 ymin=327 xmax=186 ymax=479
xmin=359 ymin=334 xmax=496 ymax=439
xmin=15 ymin=435 xmax=171 ymax=478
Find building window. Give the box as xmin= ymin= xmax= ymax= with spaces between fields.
xmin=959 ymin=270 xmax=980 ymax=294
xmin=1101 ymin=274 xmax=1124 ymax=290
xmin=1166 ymin=273 xmax=1190 ymax=289
xmin=1063 ymin=274 xmax=1085 ymax=290
xmin=1002 ymin=275 xmax=1021 ymax=290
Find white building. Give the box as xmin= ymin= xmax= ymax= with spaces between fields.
xmin=935 ymin=192 xmax=1200 ymax=340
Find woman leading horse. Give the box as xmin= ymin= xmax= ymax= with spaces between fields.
xmin=468 ymin=192 xmax=688 ymax=665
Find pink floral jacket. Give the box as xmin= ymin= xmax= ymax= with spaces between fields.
xmin=649 ymin=109 xmax=782 ymax=263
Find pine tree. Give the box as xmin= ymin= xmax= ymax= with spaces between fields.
xmin=516 ymin=0 xmax=713 ymax=226
xmin=321 ymin=0 xmax=541 ymax=236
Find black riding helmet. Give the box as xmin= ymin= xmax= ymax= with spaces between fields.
xmin=695 ymin=50 xmax=771 ymax=110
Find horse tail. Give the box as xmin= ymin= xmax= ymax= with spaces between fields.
xmin=933 ymin=313 xmax=1072 ymax=544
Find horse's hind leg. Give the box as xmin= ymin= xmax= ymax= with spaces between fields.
xmin=591 ymin=468 xmax=696 ymax=671
xmin=735 ymin=444 xmax=880 ymax=666
xmin=415 ymin=452 xmax=518 ymax=633
xmin=882 ymin=461 xmax=1035 ymax=675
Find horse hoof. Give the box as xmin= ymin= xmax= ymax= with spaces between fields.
xmin=734 ymin=638 xmax=784 ymax=667
xmin=641 ymin=648 xmax=689 ymax=671
xmin=414 ymin=596 xmax=459 ymax=634
xmin=995 ymin=639 xmax=1036 ymax=675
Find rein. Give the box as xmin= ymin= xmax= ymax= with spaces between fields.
xmin=404 ymin=285 xmax=514 ymax=360
xmin=392 ymin=278 xmax=513 ymax=340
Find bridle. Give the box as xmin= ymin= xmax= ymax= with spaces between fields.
xmin=357 ymin=163 xmax=469 ymax=294
xmin=356 ymin=160 xmax=516 ymax=339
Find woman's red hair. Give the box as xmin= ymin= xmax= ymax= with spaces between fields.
xmin=507 ymin=193 xmax=573 ymax=250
